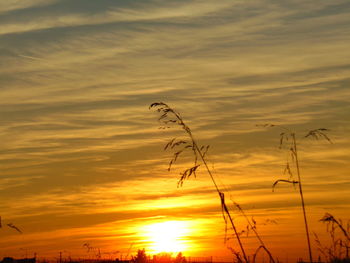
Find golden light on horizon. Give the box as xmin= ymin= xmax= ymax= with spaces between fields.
xmin=142 ymin=221 xmax=191 ymax=254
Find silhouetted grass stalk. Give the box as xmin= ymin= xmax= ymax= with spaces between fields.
xmin=150 ymin=102 xmax=248 ymax=263
xmin=234 ymin=203 xmax=275 ymax=263
xmin=292 ymin=132 xmax=313 ymax=263
xmin=320 ymin=214 xmax=350 ymax=243
xmin=318 ymin=213 xmax=350 ymax=260
xmin=261 ymin=124 xmax=332 ymax=263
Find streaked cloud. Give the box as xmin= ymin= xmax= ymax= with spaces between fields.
xmin=0 ymin=0 xmax=59 ymax=14
xmin=0 ymin=0 xmax=235 ymax=36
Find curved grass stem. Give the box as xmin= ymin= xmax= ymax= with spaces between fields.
xmin=292 ymin=133 xmax=313 ymax=263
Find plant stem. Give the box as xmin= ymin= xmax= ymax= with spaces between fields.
xmin=332 ymin=217 xmax=350 ymax=242
xmin=183 ymin=120 xmax=248 ymax=263
xmin=236 ymin=206 xmax=276 ymax=263
xmin=194 ymin=142 xmax=249 ymax=263
xmin=151 ymin=103 xmax=249 ymax=262
xmin=292 ymin=133 xmax=313 ymax=263
xmin=175 ymin=111 xmax=248 ymax=262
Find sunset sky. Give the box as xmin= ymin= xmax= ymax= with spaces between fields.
xmin=1 ymin=0 xmax=350 ymax=262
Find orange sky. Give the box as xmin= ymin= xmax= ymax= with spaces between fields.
xmin=0 ymin=1 xmax=350 ymax=262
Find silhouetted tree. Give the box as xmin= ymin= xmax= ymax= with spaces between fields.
xmin=174 ymin=253 xmax=186 ymax=263
xmin=133 ymin=249 xmax=148 ymax=263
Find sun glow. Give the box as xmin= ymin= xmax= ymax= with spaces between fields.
xmin=143 ymin=221 xmax=190 ymax=254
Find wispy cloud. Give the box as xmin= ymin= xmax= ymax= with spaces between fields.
xmin=0 ymin=0 xmax=59 ymax=14
xmin=0 ymin=0 xmax=235 ymax=36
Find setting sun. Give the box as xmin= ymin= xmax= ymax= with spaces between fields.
xmin=143 ymin=221 xmax=190 ymax=254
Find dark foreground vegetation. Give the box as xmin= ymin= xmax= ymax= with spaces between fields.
xmin=3 ymin=248 xmax=349 ymax=263
xmin=0 ymin=251 xmax=205 ymax=263
xmin=149 ymin=102 xmax=349 ymax=263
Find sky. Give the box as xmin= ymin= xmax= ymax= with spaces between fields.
xmin=0 ymin=0 xmax=350 ymax=262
